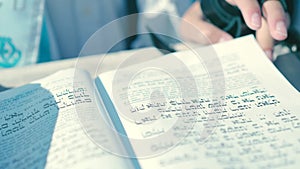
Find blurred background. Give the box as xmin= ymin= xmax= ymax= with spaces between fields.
xmin=0 ymin=0 xmax=195 ymax=68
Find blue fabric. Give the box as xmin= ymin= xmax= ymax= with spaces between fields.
xmin=38 ymin=17 xmax=51 ymax=63
xmin=39 ymin=0 xmax=128 ymax=60
xmin=38 ymin=0 xmax=195 ymax=60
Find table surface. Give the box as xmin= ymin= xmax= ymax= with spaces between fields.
xmin=0 ymin=47 xmax=162 ymax=88
xmin=1 ymin=46 xmax=299 ymax=92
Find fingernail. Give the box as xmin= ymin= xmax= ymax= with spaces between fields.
xmin=276 ymin=21 xmax=287 ymax=38
xmin=251 ymin=12 xmax=261 ymax=29
xmin=218 ymin=35 xmax=232 ymax=43
xmin=264 ymin=50 xmax=273 ymax=60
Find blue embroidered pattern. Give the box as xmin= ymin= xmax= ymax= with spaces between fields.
xmin=0 ymin=37 xmax=22 ymax=68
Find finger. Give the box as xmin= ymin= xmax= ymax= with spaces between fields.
xmin=230 ymin=0 xmax=262 ymax=30
xmin=180 ymin=1 xmax=233 ymax=44
xmin=256 ymin=18 xmax=275 ymax=60
xmin=262 ymin=0 xmax=288 ymax=40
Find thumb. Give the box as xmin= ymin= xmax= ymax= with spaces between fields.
xmin=180 ymin=18 xmax=233 ymax=45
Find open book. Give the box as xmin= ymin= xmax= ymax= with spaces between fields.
xmin=1 ymin=36 xmax=300 ymax=169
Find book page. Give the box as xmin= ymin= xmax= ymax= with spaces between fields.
xmin=0 ymin=69 xmax=132 ymax=169
xmin=98 ymin=36 xmax=300 ymax=169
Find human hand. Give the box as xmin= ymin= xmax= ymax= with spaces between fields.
xmin=180 ymin=0 xmax=289 ymax=60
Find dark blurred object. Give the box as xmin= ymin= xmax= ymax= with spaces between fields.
xmin=200 ymin=0 xmax=254 ymax=37
xmin=146 ymin=26 xmax=179 ymax=54
xmin=200 ymin=0 xmax=288 ymax=38
xmin=274 ymin=52 xmax=300 ymax=92
xmin=275 ymin=0 xmax=298 ymax=89
xmin=149 ymin=32 xmax=176 ymax=54
xmin=281 ymin=28 xmax=300 ymax=53
xmin=126 ymin=0 xmax=138 ymax=49
xmin=284 ymin=0 xmax=300 ymax=53
xmin=198 ymin=0 xmax=300 ymax=52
